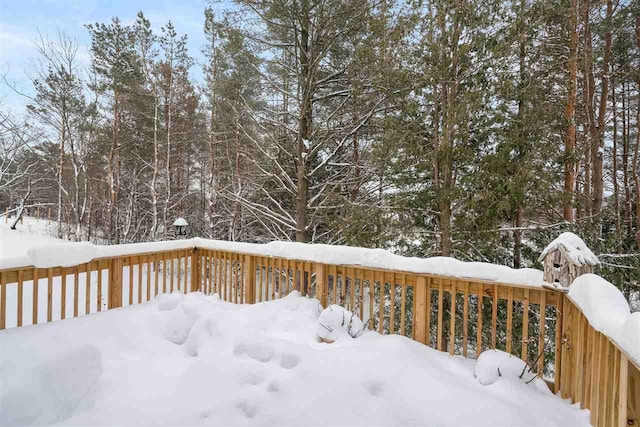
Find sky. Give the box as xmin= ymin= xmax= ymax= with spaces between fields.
xmin=0 ymin=0 xmax=214 ymax=114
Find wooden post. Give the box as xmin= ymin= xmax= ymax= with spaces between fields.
xmin=315 ymin=263 xmax=327 ymax=307
xmin=414 ymin=276 xmax=427 ymax=345
xmin=108 ymin=258 xmax=123 ymax=309
xmin=244 ymin=255 xmax=256 ymax=304
xmin=190 ymin=248 xmax=201 ymax=292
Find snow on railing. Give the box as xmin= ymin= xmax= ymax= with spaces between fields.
xmin=0 ymin=234 xmax=638 ymax=425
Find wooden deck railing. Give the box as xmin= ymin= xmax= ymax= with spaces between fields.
xmin=0 ymin=241 xmax=638 ymax=426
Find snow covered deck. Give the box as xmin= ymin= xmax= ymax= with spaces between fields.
xmin=0 ymin=292 xmax=589 ymax=426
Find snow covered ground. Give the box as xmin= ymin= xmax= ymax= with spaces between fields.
xmin=0 ymin=291 xmax=589 ymax=426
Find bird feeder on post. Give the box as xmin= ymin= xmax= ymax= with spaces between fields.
xmin=173 ymin=217 xmax=189 ymax=238
xmin=538 ymin=232 xmax=600 ymax=289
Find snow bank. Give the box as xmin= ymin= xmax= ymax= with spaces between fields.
xmin=0 ymin=345 xmax=102 ymax=425
xmin=0 ymin=292 xmax=588 ymax=426
xmin=474 ymin=350 xmax=550 ymax=394
xmin=317 ymin=304 xmax=365 ymax=343
xmin=0 ymin=232 xmax=546 ymax=288
xmin=538 ymin=232 xmax=599 ymax=266
xmin=568 ymin=274 xmax=640 ymax=365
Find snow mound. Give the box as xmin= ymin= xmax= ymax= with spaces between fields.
xmin=157 ymin=292 xmax=184 ymax=311
xmin=538 ymin=232 xmax=599 ymax=266
xmin=0 ymin=293 xmax=588 ymax=426
xmin=317 ymin=304 xmax=365 ymax=343
xmin=0 ymin=345 xmax=102 ymax=425
xmin=475 ymin=350 xmax=549 ymax=394
xmin=569 ymin=274 xmax=630 ymax=332
xmin=26 ymin=242 xmax=97 ymax=269
xmin=569 ymin=274 xmax=640 ymax=365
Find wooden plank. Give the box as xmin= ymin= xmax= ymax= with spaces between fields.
xmin=73 ymin=266 xmax=79 ymax=317
xmin=491 ymin=284 xmax=498 ymax=349
xmin=618 ymin=352 xmax=629 ymax=427
xmin=315 ymin=263 xmax=326 ymax=307
xmin=233 ymin=254 xmax=239 ymax=303
xmin=378 ymin=271 xmax=384 ymax=334
xmin=368 ymin=271 xmax=374 ymax=330
xmin=129 ymin=256 xmax=134 ymax=304
xmin=162 ymin=252 xmax=167 ymax=294
xmin=437 ymin=279 xmax=444 ymax=351
xmin=32 ymin=268 xmax=38 ymax=324
xmin=476 ymin=283 xmax=483 ymax=356
xmin=538 ymin=291 xmax=546 ymax=375
xmin=137 ymin=257 xmax=143 ymax=304
xmin=390 ymin=281 xmax=395 ymax=334
xmin=629 ymin=360 xmax=640 ymax=427
xmin=331 ymin=264 xmax=337 ymax=304
xmin=425 ymin=276 xmax=431 ymax=345
xmin=463 ymin=281 xmax=469 ymax=357
xmin=602 ymin=338 xmax=612 ymax=427
xmin=574 ymin=312 xmax=585 ymax=406
xmin=47 ymin=268 xmax=53 ymax=321
xmin=554 ymin=295 xmax=564 ymax=393
xmin=400 ymin=276 xmax=406 ymax=338
xmin=153 ymin=254 xmax=161 ymax=296
xmin=17 ymin=270 xmax=23 ymax=327
xmin=174 ymin=253 xmax=179 ymax=295
xmin=144 ymin=257 xmax=150 ymax=301
xmin=86 ymin=263 xmax=91 ymax=314
xmin=0 ymin=272 xmax=6 ymax=329
xmin=108 ymin=258 xmax=123 ymax=309
xmin=506 ymin=286 xmax=513 ymax=354
xmin=584 ymin=326 xmax=594 ymax=409
xmin=522 ymin=289 xmax=529 ymax=361
xmin=97 ymin=265 xmax=103 ymax=310
xmin=414 ymin=276 xmax=427 ymax=344
xmin=590 ymin=332 xmax=602 ymax=426
xmin=449 ymin=280 xmax=457 ymax=355
xmin=349 ymin=267 xmax=355 ymax=312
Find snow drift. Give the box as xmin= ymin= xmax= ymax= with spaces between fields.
xmin=0 ymin=292 xmax=589 ymax=426
xmin=568 ymin=274 xmax=640 ymax=363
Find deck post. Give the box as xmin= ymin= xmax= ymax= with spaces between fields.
xmin=108 ymin=258 xmax=123 ymax=309
xmin=414 ymin=276 xmax=427 ymax=344
xmin=244 ymin=255 xmax=256 ymax=304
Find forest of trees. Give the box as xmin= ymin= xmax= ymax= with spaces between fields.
xmin=1 ymin=0 xmax=639 ymax=302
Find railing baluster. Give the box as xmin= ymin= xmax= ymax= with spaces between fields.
xmin=449 ymin=280 xmax=456 ymax=355
xmin=86 ymin=263 xmax=91 ymax=314
xmin=463 ymin=281 xmax=469 ymax=357
xmin=476 ymin=283 xmax=483 ymax=356
xmin=521 ymin=288 xmax=529 ymax=361
xmin=506 ymin=286 xmax=513 ymax=354
xmin=437 ymin=279 xmax=443 ymax=351
xmin=538 ymin=290 xmax=546 ymax=374
xmin=17 ymin=269 xmax=23 ymax=327
xmin=32 ymin=267 xmax=38 ymax=325
xmin=47 ymin=268 xmax=53 ymax=321
xmin=1 ymin=272 xmax=6 ymax=330
xmin=491 ymin=284 xmax=498 ymax=349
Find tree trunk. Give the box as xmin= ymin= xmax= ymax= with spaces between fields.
xmin=563 ymin=0 xmax=578 ymax=223
xmin=295 ymin=0 xmax=311 ymax=243
xmin=591 ymin=0 xmax=613 ymax=219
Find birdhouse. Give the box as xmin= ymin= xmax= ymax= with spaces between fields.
xmin=172 ymin=217 xmax=189 ymax=238
xmin=537 ymin=232 xmax=600 ymax=287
